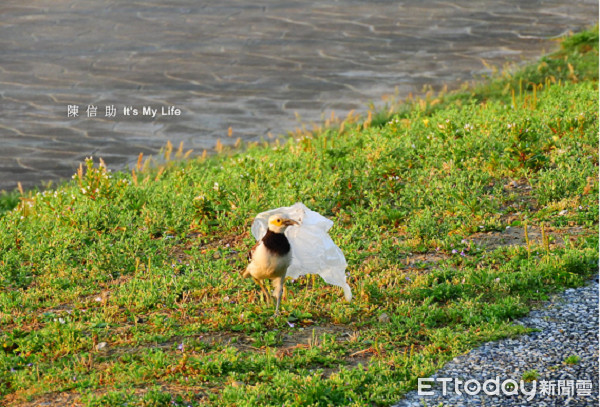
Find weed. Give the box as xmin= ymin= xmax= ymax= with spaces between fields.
xmin=564 ymin=355 xmax=581 ymax=365
xmin=522 ymin=369 xmax=540 ymax=382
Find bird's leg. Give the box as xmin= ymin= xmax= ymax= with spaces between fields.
xmin=272 ymin=276 xmax=284 ymax=317
xmin=263 ymin=280 xmax=273 ymax=304
xmin=253 ymin=277 xmax=271 ymax=304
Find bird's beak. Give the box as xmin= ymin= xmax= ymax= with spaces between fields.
xmin=283 ymin=219 xmax=299 ymax=226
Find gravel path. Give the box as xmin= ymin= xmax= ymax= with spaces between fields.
xmin=394 ymin=278 xmax=599 ymax=407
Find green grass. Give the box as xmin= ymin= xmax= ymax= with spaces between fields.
xmin=0 ymin=190 xmax=20 ymax=216
xmin=0 ymin=27 xmax=598 ymax=406
xmin=564 ymin=355 xmax=581 ymax=365
xmin=521 ymin=369 xmax=540 ymax=383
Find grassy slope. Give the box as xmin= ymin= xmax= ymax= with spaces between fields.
xmin=0 ymin=28 xmax=598 ymax=406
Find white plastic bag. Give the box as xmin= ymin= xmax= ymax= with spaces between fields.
xmin=251 ymin=202 xmax=352 ymax=301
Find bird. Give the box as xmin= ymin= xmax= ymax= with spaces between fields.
xmin=241 ymin=214 xmax=299 ymax=316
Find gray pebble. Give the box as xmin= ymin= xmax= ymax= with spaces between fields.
xmin=394 ymin=280 xmax=599 ymax=407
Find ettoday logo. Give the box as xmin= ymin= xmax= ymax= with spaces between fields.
xmin=418 ymin=377 xmax=594 ymax=401
xmin=418 ymin=377 xmax=537 ymax=401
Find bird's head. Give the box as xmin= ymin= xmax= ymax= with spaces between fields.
xmin=267 ymin=214 xmax=299 ymax=233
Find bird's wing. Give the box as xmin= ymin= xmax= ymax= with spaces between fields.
xmin=248 ymin=240 xmax=261 ymax=261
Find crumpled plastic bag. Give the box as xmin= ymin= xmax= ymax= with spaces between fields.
xmin=251 ymin=202 xmax=352 ymax=302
